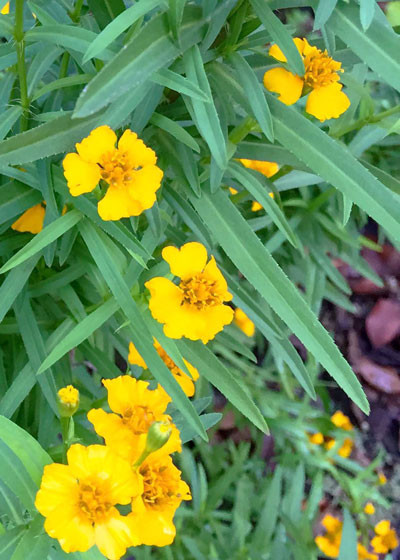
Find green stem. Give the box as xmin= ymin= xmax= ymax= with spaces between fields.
xmin=14 ymin=0 xmax=29 ymax=132
xmin=60 ymin=416 xmax=71 ymax=463
xmin=59 ymin=52 xmax=70 ymax=79
xmin=229 ymin=116 xmax=258 ymax=145
xmin=70 ymin=0 xmax=84 ymax=22
xmin=332 ymin=103 xmax=400 ymax=138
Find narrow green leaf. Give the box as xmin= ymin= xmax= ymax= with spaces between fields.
xmin=150 ymin=112 xmax=200 ymax=152
xmin=0 ymin=210 xmax=82 ymax=274
xmin=151 ymin=68 xmax=210 ymax=102
xmin=0 ymin=182 xmax=41 ymax=225
xmin=338 ymin=509 xmax=358 ymax=560
xmin=0 ymin=106 xmax=22 ymax=141
xmin=252 ymin=467 xmax=282 ymax=550
xmin=191 ymin=189 xmax=369 ymax=413
xmin=168 ymin=0 xmax=186 ymax=43
xmin=31 ymin=74 xmax=93 ymax=102
xmin=360 ymin=0 xmax=376 ymax=30
xmin=313 ymin=0 xmax=338 ymax=30
xmin=0 ymin=256 xmax=40 ymax=323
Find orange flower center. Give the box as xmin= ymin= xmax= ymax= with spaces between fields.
xmin=179 ymin=275 xmax=223 ymax=309
xmin=140 ymin=463 xmax=181 ymax=510
xmin=156 ymin=346 xmax=181 ymax=376
xmin=122 ymin=405 xmax=156 ymax=435
xmin=77 ymin=481 xmax=112 ymax=523
xmin=303 ymin=47 xmax=342 ymax=89
xmin=99 ymin=149 xmax=140 ymax=188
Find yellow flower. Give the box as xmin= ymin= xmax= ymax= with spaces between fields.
xmin=378 ymin=472 xmax=387 ymax=485
xmin=357 ymin=543 xmax=378 ymax=560
xmin=63 ymin=126 xmax=163 ymax=221
xmin=331 ymin=411 xmax=353 ymax=431
xmin=308 ymin=432 xmax=324 ymax=445
xmin=229 ymin=187 xmax=238 ymax=195
xmin=129 ymin=453 xmax=191 ymax=547
xmin=57 ymin=385 xmax=79 ymax=417
xmin=87 ymin=375 xmax=181 ymax=464
xmin=35 ymin=444 xmax=142 ymax=560
xmin=371 ymin=520 xmax=398 ymax=554
xmin=234 ymin=308 xmax=255 ymax=337
xmin=128 ymin=339 xmax=199 ymax=397
xmin=11 ymin=202 xmax=46 ymax=234
xmin=325 ymin=437 xmax=353 ymax=458
xmin=145 ymin=242 xmax=234 ymax=344
xmin=1 ymin=2 xmax=9 ymax=14
xmin=239 ymin=158 xmax=279 ymax=178
xmin=315 ymin=515 xmax=342 ymax=558
xmin=263 ymin=37 xmax=350 ymax=122
xmin=364 ymin=502 xmax=375 ymax=515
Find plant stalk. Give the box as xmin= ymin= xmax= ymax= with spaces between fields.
xmin=14 ymin=0 xmax=29 ymax=132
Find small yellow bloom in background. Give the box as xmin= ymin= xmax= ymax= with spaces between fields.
xmin=239 ymin=158 xmax=279 ymax=178
xmin=35 ymin=444 xmax=142 ymax=560
xmin=315 ymin=515 xmax=342 ymax=558
xmin=145 ymin=242 xmax=234 ymax=344
xmin=251 ymin=201 xmax=263 ymax=212
xmin=331 ymin=411 xmax=353 ymax=431
xmin=63 ymin=125 xmax=163 ymax=221
xmin=308 ymin=432 xmax=324 ymax=445
xmin=57 ymin=385 xmax=79 ymax=417
xmin=263 ymin=37 xmax=350 ymax=122
xmin=1 ymin=2 xmax=9 ymax=14
xmin=371 ymin=520 xmax=398 ymax=554
xmin=87 ymin=375 xmax=181 ymax=464
xmin=325 ymin=437 xmax=353 ymax=458
xmin=129 ymin=453 xmax=191 ymax=546
xmin=364 ymin=502 xmax=375 ymax=515
xmin=128 ymin=339 xmax=199 ymax=397
xmin=11 ymin=202 xmax=46 ymax=234
xmin=229 ymin=187 xmax=238 ymax=195
xmin=234 ymin=308 xmax=255 ymax=337
xmin=357 ymin=543 xmax=378 ymax=560
xmin=378 ymin=471 xmax=387 ymax=485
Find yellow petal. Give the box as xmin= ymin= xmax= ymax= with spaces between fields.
xmin=127 ymin=165 xmax=163 ymax=210
xmin=76 ymin=125 xmax=117 ymax=164
xmin=251 ymin=201 xmax=263 ymax=212
xmin=35 ymin=464 xmax=78 ymax=516
xmin=128 ymin=341 xmax=147 ymax=368
xmin=263 ymin=68 xmax=303 ymax=105
xmin=95 ymin=514 xmax=137 ymax=560
xmin=63 ymin=153 xmax=100 ymax=196
xmin=97 ymin=185 xmax=142 ymax=221
xmin=146 ymin=277 xmax=184 ymax=324
xmin=129 ymin=507 xmax=176 ymax=547
xmin=305 ymin=83 xmax=350 ymax=122
xmin=1 ymin=3 xmax=9 ymax=14
xmin=118 ymin=129 xmax=157 ymax=167
xmin=45 ymin=508 xmax=95 ymax=553
xmin=234 ymin=308 xmax=255 ymax=337
xmin=11 ymin=203 xmax=45 ymax=234
xmin=269 ymin=37 xmax=307 ymax=62
xmin=162 ymin=242 xmax=208 ymax=279
xmin=203 ymin=256 xmax=232 ymax=301
xmin=375 ymin=520 xmax=391 ymax=536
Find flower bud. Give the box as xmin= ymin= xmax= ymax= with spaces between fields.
xmin=57 ymin=385 xmax=79 ymax=417
xmin=145 ymin=421 xmax=172 ymax=455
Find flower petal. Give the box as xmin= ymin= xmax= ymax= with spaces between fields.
xmin=128 ymin=341 xmax=147 ymax=368
xmin=129 ymin=506 xmax=176 ymax=547
xmin=118 ymin=129 xmax=157 ymax=167
xmin=263 ymin=68 xmax=303 ymax=105
xmin=45 ymin=508 xmax=95 ymax=553
xmin=76 ymin=125 xmax=117 ymax=164
xmin=269 ymin=37 xmax=307 ymax=62
xmin=203 ymin=256 xmax=232 ymax=301
xmin=162 ymin=242 xmax=208 ymax=279
xmin=127 ymin=165 xmax=163 ymax=210
xmin=11 ymin=203 xmax=46 ymax=234
xmin=95 ymin=514 xmax=137 ymax=560
xmin=145 ymin=277 xmax=184 ymax=324
xmin=97 ymin=185 xmax=142 ymax=221
xmin=63 ymin=153 xmax=100 ymax=196
xmin=306 ymin=83 xmax=350 ymax=122
xmin=35 ymin=464 xmax=78 ymax=516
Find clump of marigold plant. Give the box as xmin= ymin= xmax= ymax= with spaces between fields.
xmin=263 ymin=37 xmax=350 ymax=121
xmin=145 ymin=242 xmax=234 ymax=343
xmin=63 ymin=125 xmax=163 ymax=221
xmin=308 ymin=411 xmax=354 ymax=458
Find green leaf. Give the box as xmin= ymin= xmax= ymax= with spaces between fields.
xmin=150 ymin=112 xmax=200 ymax=152
xmin=328 ymin=3 xmax=400 ymax=93
xmin=251 ymin=466 xmax=282 ymax=550
xmin=79 ymin=219 xmax=207 ymax=441
xmin=359 ymin=0 xmax=376 ymax=30
xmin=191 ymin=189 xmax=369 ymax=413
xmin=313 ymin=0 xmax=338 ymax=30
xmin=183 ymin=45 xmax=227 ymax=169
xmin=74 ymin=4 xmax=215 ymax=118
xmin=31 ymin=74 xmax=93 ymax=102
xmin=0 ymin=256 xmax=40 ymax=323
xmin=229 ymin=53 xmax=273 ymax=141
xmin=267 ymin=94 xmax=400 ymax=242
xmin=338 ymin=509 xmax=358 ymax=560
xmin=83 ymin=0 xmax=162 ymax=62
xmin=0 ymin=182 xmax=41 ymax=225
xmin=151 ymin=68 xmax=210 ymax=102
xmin=0 ymin=106 xmax=22 ymax=141
xmin=0 ymin=210 xmax=82 ymax=274
xmin=168 ymin=0 xmax=186 ymax=43
xmin=178 ymin=339 xmax=269 ymax=433
xmin=250 ymin=0 xmax=304 ymax=75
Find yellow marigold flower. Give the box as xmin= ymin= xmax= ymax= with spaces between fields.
xmin=87 ymin=376 xmax=181 ymax=464
xmin=11 ymin=202 xmax=46 ymax=234
xmin=128 ymin=339 xmax=199 ymax=397
xmin=364 ymin=502 xmax=375 ymax=515
xmin=378 ymin=472 xmax=387 ymax=485
xmin=239 ymin=158 xmax=279 ymax=178
xmin=315 ymin=515 xmax=342 ymax=558
xmin=129 ymin=453 xmax=191 ymax=546
xmin=371 ymin=520 xmax=399 ymax=554
xmin=325 ymin=437 xmax=353 ymax=458
xmin=264 ymin=37 xmax=350 ymax=122
xmin=251 ymin=201 xmax=264 ymax=212
xmin=63 ymin=126 xmax=163 ymax=221
xmin=35 ymin=444 xmax=142 ymax=560
xmin=1 ymin=2 xmax=9 ymax=14
xmin=229 ymin=187 xmax=238 ymax=195
xmin=145 ymin=242 xmax=234 ymax=343
xmin=357 ymin=543 xmax=378 ymax=560
xmin=309 ymin=432 xmax=324 ymax=445
xmin=234 ymin=308 xmax=255 ymax=337
xmin=57 ymin=385 xmax=79 ymax=417
xmin=331 ymin=411 xmax=353 ymax=431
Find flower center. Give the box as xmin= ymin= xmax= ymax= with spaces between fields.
xmin=140 ymin=464 xmax=180 ymax=510
xmin=156 ymin=346 xmax=180 ymax=376
xmin=99 ymin=149 xmax=140 ymax=188
xmin=77 ymin=481 xmax=112 ymax=523
xmin=179 ymin=274 xmax=223 ymax=309
xmin=122 ymin=405 xmax=156 ymax=435
xmin=303 ymin=47 xmax=342 ymax=89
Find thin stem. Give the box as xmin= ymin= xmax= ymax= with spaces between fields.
xmin=70 ymin=0 xmax=84 ymax=22
xmin=331 ymin=103 xmax=400 ymax=138
xmin=229 ymin=116 xmax=258 ymax=144
xmin=59 ymin=52 xmax=70 ymax=79
xmin=14 ymin=0 xmax=29 ymax=132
